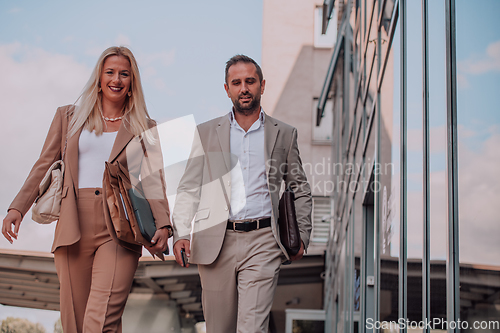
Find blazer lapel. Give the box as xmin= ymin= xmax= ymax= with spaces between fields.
xmin=215 ymin=116 xmax=232 ymax=173
xmin=264 ymin=114 xmax=280 ymax=176
xmin=66 ymin=127 xmax=83 ymax=193
xmin=108 ymin=121 xmax=135 ymax=163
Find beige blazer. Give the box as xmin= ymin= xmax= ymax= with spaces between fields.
xmin=9 ymin=105 xmax=171 ymax=254
xmin=172 ymin=113 xmax=312 ymax=264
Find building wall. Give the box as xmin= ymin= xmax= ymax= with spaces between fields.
xmin=261 ymin=0 xmax=336 ymax=200
xmin=261 ymin=0 xmax=324 ymax=116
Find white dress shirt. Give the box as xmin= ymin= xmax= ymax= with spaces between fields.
xmin=228 ymin=109 xmax=272 ymax=220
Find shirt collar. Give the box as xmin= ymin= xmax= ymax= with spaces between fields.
xmin=228 ymin=108 xmax=266 ymax=126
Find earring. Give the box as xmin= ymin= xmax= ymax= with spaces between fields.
xmin=128 ymin=91 xmax=132 ymax=97
xmin=98 ymin=87 xmax=101 ymax=92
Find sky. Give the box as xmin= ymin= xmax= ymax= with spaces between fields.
xmin=1 ymin=0 xmax=500 ymax=331
xmin=0 ymin=0 xmax=263 ymax=330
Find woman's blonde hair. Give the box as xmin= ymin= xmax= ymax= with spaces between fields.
xmin=68 ymin=46 xmax=155 ymax=143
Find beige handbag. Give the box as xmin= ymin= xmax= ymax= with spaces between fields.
xmin=32 ymin=160 xmax=65 ymax=224
xmin=32 ymin=114 xmax=69 ymax=224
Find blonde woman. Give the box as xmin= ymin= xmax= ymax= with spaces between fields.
xmin=1 ymin=46 xmax=172 ymax=333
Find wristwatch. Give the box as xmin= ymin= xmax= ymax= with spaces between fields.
xmin=162 ymin=225 xmax=174 ymax=238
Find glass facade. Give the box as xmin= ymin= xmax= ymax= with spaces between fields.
xmin=320 ymin=0 xmax=500 ymax=332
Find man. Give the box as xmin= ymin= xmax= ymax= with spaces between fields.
xmin=172 ymin=55 xmax=312 ymax=333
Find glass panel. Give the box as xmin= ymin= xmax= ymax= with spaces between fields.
xmin=364 ymin=0 xmax=379 ymax=118
xmin=405 ymin=0 xmax=423 ymax=327
xmin=314 ymin=6 xmax=337 ymax=48
xmin=312 ymin=98 xmax=334 ymax=143
xmin=333 ymin=59 xmax=345 ymax=218
xmin=378 ymin=17 xmax=400 ymax=325
xmin=349 ymin=58 xmax=356 ymax=146
xmin=428 ymin=0 xmax=448 ymax=323
xmin=456 ymin=0 xmax=500 ymax=329
xmin=365 ymin=38 xmax=378 ymax=117
xmin=354 ymin=4 xmax=362 ymax=97
xmin=379 ymin=0 xmax=396 ymax=73
xmin=364 ymin=0 xmax=376 ymax=51
xmin=338 ymin=238 xmax=347 ymax=333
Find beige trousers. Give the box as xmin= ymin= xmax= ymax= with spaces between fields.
xmin=54 ymin=188 xmax=140 ymax=333
xmin=198 ymin=226 xmax=283 ymax=333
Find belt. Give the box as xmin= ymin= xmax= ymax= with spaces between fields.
xmin=227 ymin=218 xmax=271 ymax=232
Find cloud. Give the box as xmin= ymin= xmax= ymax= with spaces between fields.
xmin=458 ymin=40 xmax=500 ymax=75
xmin=139 ymin=49 xmax=176 ymax=68
xmin=457 ymin=130 xmax=500 ymax=265
xmin=151 ymin=77 xmax=175 ymax=96
xmin=407 ymin=126 xmax=447 ymax=153
xmin=63 ymin=35 xmax=75 ymax=43
xmin=8 ymin=7 xmax=22 ymax=13
xmin=0 ymin=43 xmax=90 ymax=253
xmin=115 ymin=34 xmax=131 ymax=47
xmin=457 ymin=73 xmax=470 ymax=89
xmin=85 ymin=46 xmax=105 ymax=57
xmin=410 ymin=131 xmax=500 ymax=265
xmin=391 ymin=124 xmax=500 ymax=266
xmin=136 ymin=49 xmax=176 ymax=95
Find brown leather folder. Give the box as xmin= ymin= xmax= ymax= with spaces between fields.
xmin=278 ymin=186 xmax=301 ymax=257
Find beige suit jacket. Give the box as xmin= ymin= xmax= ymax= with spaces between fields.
xmin=172 ymin=112 xmax=312 ymax=264
xmin=9 ymin=105 xmax=171 ymax=254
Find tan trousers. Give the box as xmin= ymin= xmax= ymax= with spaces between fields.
xmin=198 ymin=226 xmax=283 ymax=333
xmin=54 ymin=188 xmax=140 ymax=333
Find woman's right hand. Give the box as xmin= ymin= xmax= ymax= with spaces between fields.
xmin=2 ymin=209 xmax=22 ymax=244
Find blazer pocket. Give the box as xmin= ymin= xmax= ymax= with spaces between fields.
xmin=194 ymin=208 xmax=210 ymax=221
xmin=273 ymin=147 xmax=286 ymax=155
xmin=61 ymin=186 xmax=69 ymax=199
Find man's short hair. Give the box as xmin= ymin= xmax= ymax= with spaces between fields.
xmin=225 ymin=55 xmax=263 ymax=84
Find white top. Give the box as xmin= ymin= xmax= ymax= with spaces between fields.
xmin=228 ymin=108 xmax=272 ymax=220
xmin=78 ymin=130 xmax=117 ymax=188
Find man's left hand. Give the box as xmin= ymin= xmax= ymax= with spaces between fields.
xmin=146 ymin=227 xmax=171 ymax=257
xmin=290 ymin=241 xmax=305 ymax=261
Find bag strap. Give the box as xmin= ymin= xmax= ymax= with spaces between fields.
xmin=61 ymin=106 xmax=72 ymax=161
xmin=140 ymin=137 xmax=154 ymax=175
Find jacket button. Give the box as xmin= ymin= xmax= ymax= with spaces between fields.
xmin=95 ymin=190 xmax=100 ymax=195
xmin=224 ymin=206 xmax=228 ymax=211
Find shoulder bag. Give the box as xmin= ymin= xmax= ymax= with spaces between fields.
xmin=32 ymin=109 xmax=70 ymax=224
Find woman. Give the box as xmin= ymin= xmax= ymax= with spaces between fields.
xmin=1 ymin=46 xmax=172 ymax=332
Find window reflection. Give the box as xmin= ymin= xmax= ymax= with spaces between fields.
xmin=429 ymin=0 xmax=448 ymax=323
xmin=378 ymin=17 xmax=400 ymax=324
xmin=456 ymin=0 xmax=500 ymax=326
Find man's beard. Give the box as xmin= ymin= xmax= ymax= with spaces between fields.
xmin=233 ymin=93 xmax=261 ymax=116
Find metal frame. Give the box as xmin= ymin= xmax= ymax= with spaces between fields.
xmin=399 ymin=1 xmax=408 ymax=332
xmin=377 ymin=0 xmax=399 ymax=91
xmin=444 ymin=0 xmax=460 ymax=331
xmin=317 ymin=34 xmax=345 ymax=126
xmin=344 ymin=3 xmax=352 ymax=165
xmin=324 ymin=0 xmax=337 ymax=26
xmin=421 ymin=0 xmax=431 ymax=332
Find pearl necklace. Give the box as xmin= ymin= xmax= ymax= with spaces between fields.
xmin=102 ymin=115 xmax=123 ymax=122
